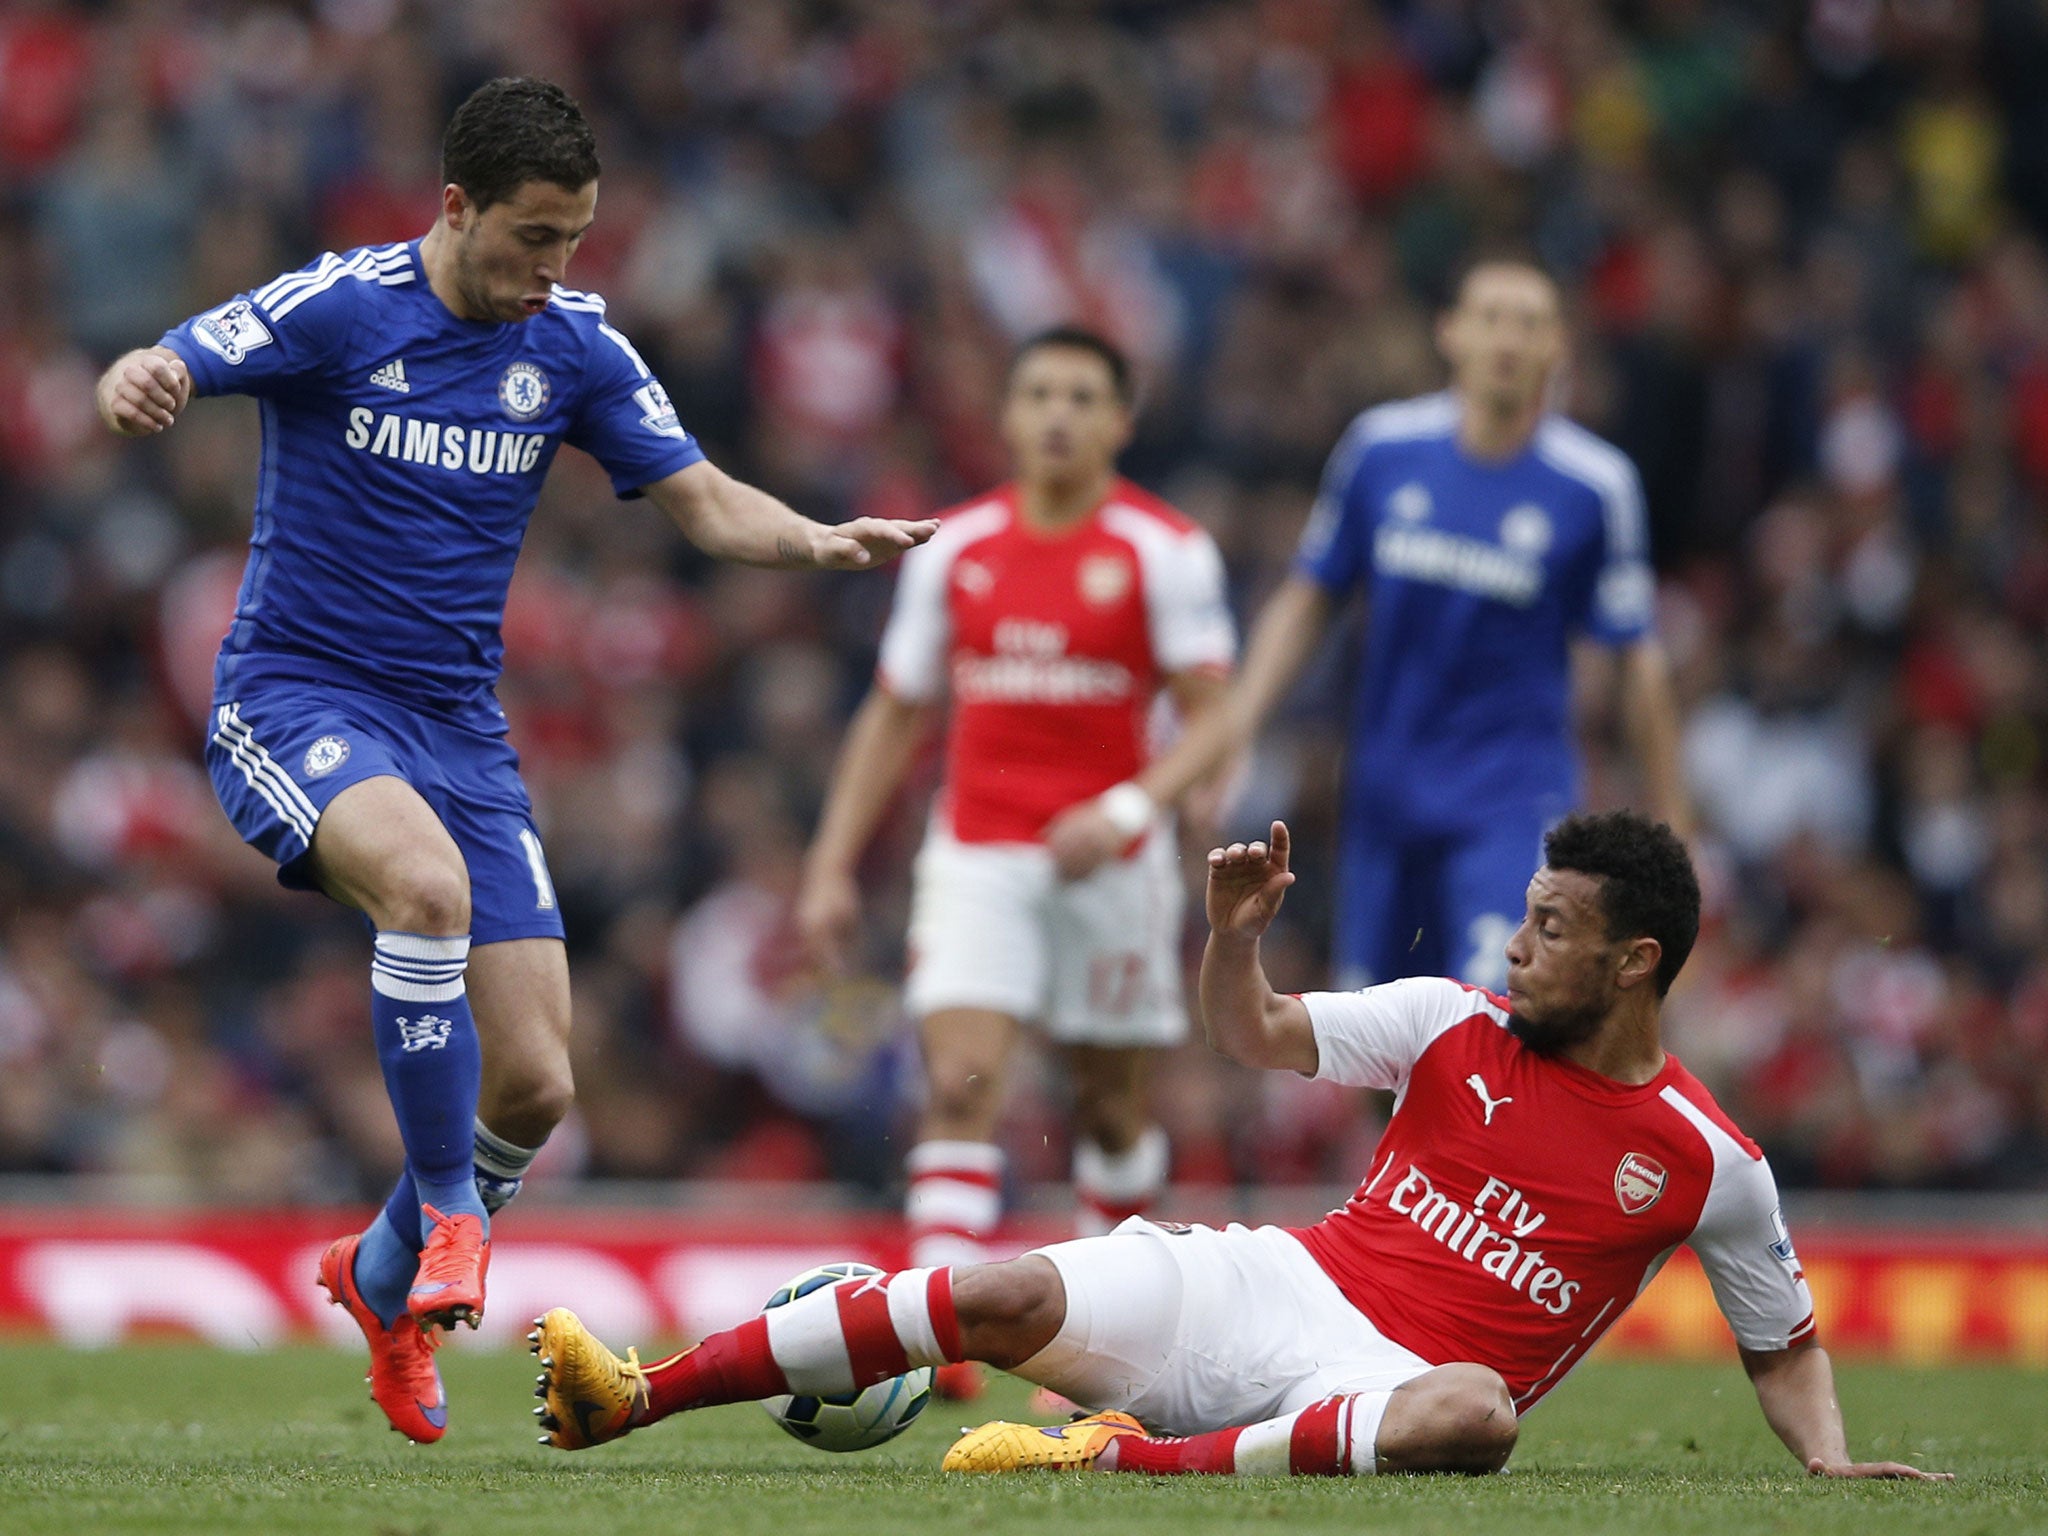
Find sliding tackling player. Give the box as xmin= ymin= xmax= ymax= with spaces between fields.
xmin=531 ymin=811 xmax=1946 ymax=1484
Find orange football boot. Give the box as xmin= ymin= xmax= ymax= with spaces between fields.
xmin=407 ymin=1204 xmax=490 ymax=1331
xmin=317 ymin=1233 xmax=449 ymax=1443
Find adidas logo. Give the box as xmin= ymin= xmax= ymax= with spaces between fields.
xmin=369 ymin=359 xmax=410 ymax=393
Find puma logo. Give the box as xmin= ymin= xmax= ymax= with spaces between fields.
xmin=1466 ymin=1073 xmax=1512 ymax=1126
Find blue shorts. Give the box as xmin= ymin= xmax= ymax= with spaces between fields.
xmin=205 ymin=685 xmax=565 ymax=946
xmin=1331 ymin=815 xmax=1547 ymax=992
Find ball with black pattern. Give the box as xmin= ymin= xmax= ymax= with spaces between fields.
xmin=757 ymin=1261 xmax=934 ymax=1452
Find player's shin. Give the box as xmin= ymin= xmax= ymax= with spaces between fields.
xmin=1100 ymin=1393 xmax=1387 ymax=1476
xmin=639 ymin=1267 xmax=965 ymax=1423
xmin=368 ymin=933 xmax=487 ymax=1229
xmin=1074 ymin=1125 xmax=1169 ymax=1235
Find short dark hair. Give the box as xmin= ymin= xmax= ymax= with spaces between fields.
xmin=1009 ymin=326 xmax=1134 ymax=405
xmin=442 ymin=77 xmax=600 ymax=212
xmin=1542 ymin=811 xmax=1700 ymax=996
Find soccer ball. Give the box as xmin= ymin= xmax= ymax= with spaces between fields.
xmin=759 ymin=1262 xmax=933 ymax=1452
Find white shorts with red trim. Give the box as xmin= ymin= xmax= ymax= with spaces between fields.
xmin=904 ymin=823 xmax=1187 ymax=1046
xmin=1018 ymin=1218 xmax=1436 ymax=1437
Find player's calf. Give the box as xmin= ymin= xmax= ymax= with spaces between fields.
xmin=950 ymin=1256 xmax=1067 ymax=1368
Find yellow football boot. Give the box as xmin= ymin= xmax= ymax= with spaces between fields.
xmin=528 ymin=1307 xmax=650 ymax=1450
xmin=942 ymin=1409 xmax=1147 ymax=1472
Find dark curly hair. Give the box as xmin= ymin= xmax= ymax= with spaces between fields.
xmin=1542 ymin=811 xmax=1699 ymax=996
xmin=442 ymin=78 xmax=600 ymax=212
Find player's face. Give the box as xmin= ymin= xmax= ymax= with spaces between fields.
xmin=1502 ymin=867 xmax=1620 ymax=1051
xmin=1438 ymin=265 xmax=1564 ymax=415
xmin=1001 ymin=347 xmax=1133 ymax=489
xmin=448 ymin=179 xmax=599 ymax=323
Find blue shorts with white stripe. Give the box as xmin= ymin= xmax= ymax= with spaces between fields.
xmin=205 ymin=683 xmax=566 ymax=946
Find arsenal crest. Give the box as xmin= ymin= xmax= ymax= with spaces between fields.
xmin=1078 ymin=553 xmax=1132 ymax=607
xmin=1614 ymin=1151 xmax=1667 ymax=1215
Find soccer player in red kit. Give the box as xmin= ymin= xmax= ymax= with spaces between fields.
xmin=794 ymin=325 xmax=1235 ymax=1401
xmin=528 ymin=811 xmax=1947 ymax=1482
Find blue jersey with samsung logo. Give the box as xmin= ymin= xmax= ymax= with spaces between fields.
xmin=160 ymin=240 xmax=704 ymax=735
xmin=1295 ymin=391 xmax=1655 ymax=837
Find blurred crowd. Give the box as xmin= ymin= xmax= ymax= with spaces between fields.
xmin=1 ymin=0 xmax=2045 ymax=1206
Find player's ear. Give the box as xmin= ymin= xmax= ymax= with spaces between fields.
xmin=442 ymin=183 xmax=472 ymax=231
xmin=1615 ymin=936 xmax=1660 ymax=993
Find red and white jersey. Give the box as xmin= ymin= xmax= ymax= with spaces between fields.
xmin=876 ymin=479 xmax=1235 ymax=844
xmin=1292 ymin=977 xmax=1815 ymax=1411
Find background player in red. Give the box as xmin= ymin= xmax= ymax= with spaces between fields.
xmin=796 ymin=327 xmax=1235 ymax=1393
xmin=531 ymin=810 xmax=1947 ymax=1484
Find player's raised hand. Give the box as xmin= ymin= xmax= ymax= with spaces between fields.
xmin=811 ymin=517 xmax=940 ymax=570
xmin=1806 ymin=1457 xmax=1954 ymax=1481
xmin=1205 ymin=820 xmax=1295 ymax=939
xmin=97 ymin=348 xmax=191 ymax=437
xmin=796 ymin=864 xmax=862 ymax=974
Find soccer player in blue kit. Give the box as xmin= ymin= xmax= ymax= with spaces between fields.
xmin=1053 ymin=256 xmax=1690 ymax=991
xmin=93 ymin=78 xmax=934 ymax=1442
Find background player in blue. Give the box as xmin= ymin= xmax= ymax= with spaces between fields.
xmin=1072 ymin=257 xmax=1690 ymax=992
xmin=92 ymin=77 xmax=934 ymax=1443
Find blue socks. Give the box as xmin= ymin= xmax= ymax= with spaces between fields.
xmin=353 ymin=932 xmax=485 ymax=1323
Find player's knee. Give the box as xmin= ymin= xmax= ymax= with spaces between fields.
xmin=499 ymin=1058 xmax=575 ymax=1134
xmin=381 ymin=857 xmax=471 ymax=935
xmin=1432 ymin=1368 xmax=1518 ymax=1472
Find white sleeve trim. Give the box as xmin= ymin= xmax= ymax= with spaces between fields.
xmin=1664 ymin=1087 xmax=1817 ymax=1353
xmin=1104 ymin=507 xmax=1237 ymax=676
xmin=1305 ymin=976 xmax=1508 ymax=1092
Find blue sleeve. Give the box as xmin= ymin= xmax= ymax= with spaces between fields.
xmin=1578 ymin=457 xmax=1656 ymax=646
xmin=158 ymin=256 xmax=358 ymax=398
xmin=566 ymin=317 xmax=706 ymax=498
xmin=1293 ymin=414 xmax=1376 ymax=594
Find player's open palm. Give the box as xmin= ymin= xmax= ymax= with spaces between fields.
xmin=1806 ymin=1457 xmax=1953 ymax=1481
xmin=814 ymin=517 xmax=940 ymax=570
xmin=1206 ymin=820 xmax=1295 ymax=939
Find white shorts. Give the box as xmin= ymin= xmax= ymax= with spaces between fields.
xmin=1019 ymin=1218 xmax=1435 ymax=1436
xmin=903 ymin=823 xmax=1187 ymax=1046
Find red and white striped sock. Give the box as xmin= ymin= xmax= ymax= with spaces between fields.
xmin=1073 ymin=1125 xmax=1169 ymax=1236
xmin=905 ymin=1139 xmax=1003 ymax=1266
xmin=639 ymin=1267 xmax=964 ymax=1424
xmin=1098 ymin=1392 xmax=1388 ymax=1476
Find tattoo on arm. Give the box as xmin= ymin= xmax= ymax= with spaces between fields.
xmin=775 ymin=535 xmax=807 ymax=565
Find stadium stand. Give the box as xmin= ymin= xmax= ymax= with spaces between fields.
xmin=0 ymin=0 xmax=2043 ymax=1213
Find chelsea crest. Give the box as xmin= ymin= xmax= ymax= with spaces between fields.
xmin=499 ymin=361 xmax=551 ymax=421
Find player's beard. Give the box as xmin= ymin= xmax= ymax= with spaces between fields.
xmin=1507 ymin=994 xmax=1607 ymax=1056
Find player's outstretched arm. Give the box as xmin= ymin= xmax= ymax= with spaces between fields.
xmin=1739 ymin=1343 xmax=1952 ymax=1481
xmin=95 ymin=346 xmax=192 ymax=437
xmin=1198 ymin=821 xmax=1317 ymax=1074
xmin=644 ymin=461 xmax=938 ymax=570
xmin=796 ymin=686 xmax=938 ymax=973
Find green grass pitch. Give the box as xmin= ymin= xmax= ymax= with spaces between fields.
xmin=0 ymin=1343 xmax=2041 ymax=1535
